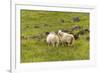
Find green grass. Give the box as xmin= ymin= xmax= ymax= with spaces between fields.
xmin=20 ymin=10 xmax=90 ymax=63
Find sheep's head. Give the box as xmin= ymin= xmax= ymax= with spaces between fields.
xmin=58 ymin=30 xmax=63 ymax=36
xmin=45 ymin=32 xmax=49 ymax=35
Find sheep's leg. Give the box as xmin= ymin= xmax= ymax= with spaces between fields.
xmin=63 ymin=43 xmax=65 ymax=46
xmin=65 ymin=42 xmax=68 ymax=46
xmin=62 ymin=42 xmax=67 ymax=46
xmin=48 ymin=42 xmax=51 ymax=47
xmin=68 ymin=43 xmax=73 ymax=47
xmin=70 ymin=37 xmax=74 ymax=46
xmin=61 ymin=42 xmax=64 ymax=46
xmin=61 ymin=42 xmax=65 ymax=46
xmin=52 ymin=42 xmax=55 ymax=47
xmin=68 ymin=43 xmax=70 ymax=47
xmin=71 ymin=41 xmax=74 ymax=46
xmin=48 ymin=44 xmax=50 ymax=47
xmin=56 ymin=43 xmax=59 ymax=48
xmin=70 ymin=43 xmax=73 ymax=47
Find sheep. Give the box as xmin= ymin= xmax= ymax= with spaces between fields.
xmin=46 ymin=32 xmax=59 ymax=47
xmin=58 ymin=30 xmax=75 ymax=46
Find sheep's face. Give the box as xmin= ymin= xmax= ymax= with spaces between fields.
xmin=45 ymin=32 xmax=49 ymax=35
xmin=58 ymin=30 xmax=63 ymax=37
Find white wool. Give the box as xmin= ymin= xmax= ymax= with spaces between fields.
xmin=46 ymin=32 xmax=59 ymax=47
xmin=58 ymin=30 xmax=74 ymax=46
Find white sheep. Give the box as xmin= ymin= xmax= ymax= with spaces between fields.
xmin=46 ymin=32 xmax=59 ymax=47
xmin=58 ymin=30 xmax=75 ymax=46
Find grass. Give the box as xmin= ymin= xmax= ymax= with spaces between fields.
xmin=20 ymin=9 xmax=90 ymax=63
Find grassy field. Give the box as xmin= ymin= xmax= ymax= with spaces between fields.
xmin=20 ymin=9 xmax=90 ymax=63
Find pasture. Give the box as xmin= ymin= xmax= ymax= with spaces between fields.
xmin=20 ymin=9 xmax=90 ymax=63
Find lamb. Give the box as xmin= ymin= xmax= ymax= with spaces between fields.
xmin=46 ymin=32 xmax=59 ymax=47
xmin=58 ymin=30 xmax=75 ymax=46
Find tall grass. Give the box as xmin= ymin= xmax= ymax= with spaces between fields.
xmin=21 ymin=10 xmax=89 ymax=63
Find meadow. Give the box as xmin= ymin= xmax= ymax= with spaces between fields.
xmin=20 ymin=9 xmax=90 ymax=63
